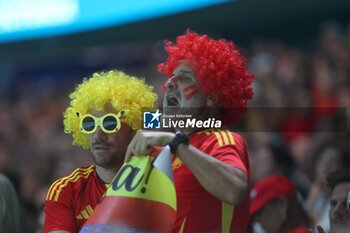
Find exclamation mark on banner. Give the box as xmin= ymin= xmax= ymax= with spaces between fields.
xmin=141 ymin=160 xmax=155 ymax=194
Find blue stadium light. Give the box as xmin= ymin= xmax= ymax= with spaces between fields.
xmin=0 ymin=0 xmax=228 ymax=43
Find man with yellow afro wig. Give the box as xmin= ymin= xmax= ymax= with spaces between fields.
xmin=43 ymin=70 xmax=157 ymax=233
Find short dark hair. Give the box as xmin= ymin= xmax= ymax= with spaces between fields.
xmin=327 ymin=170 xmax=350 ymax=192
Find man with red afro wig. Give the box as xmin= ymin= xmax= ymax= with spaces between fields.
xmin=158 ymin=30 xmax=254 ymax=124
xmin=126 ymin=30 xmax=254 ymax=233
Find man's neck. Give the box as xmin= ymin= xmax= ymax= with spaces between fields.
xmin=95 ymin=165 xmax=121 ymax=184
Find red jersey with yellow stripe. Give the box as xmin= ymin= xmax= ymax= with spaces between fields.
xmin=44 ymin=164 xmax=107 ymax=233
xmin=172 ymin=129 xmax=250 ymax=233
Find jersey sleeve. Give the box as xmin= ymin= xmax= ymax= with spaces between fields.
xmin=43 ymin=179 xmax=76 ymax=233
xmin=197 ymin=131 xmax=249 ymax=175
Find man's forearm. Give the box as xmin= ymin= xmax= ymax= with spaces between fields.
xmin=176 ymin=144 xmax=248 ymax=205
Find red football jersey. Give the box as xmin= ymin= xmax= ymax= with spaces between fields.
xmin=172 ymin=129 xmax=251 ymax=233
xmin=44 ymin=164 xmax=107 ymax=233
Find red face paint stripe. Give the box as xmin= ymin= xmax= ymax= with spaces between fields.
xmin=183 ymin=84 xmax=196 ymax=92
xmin=184 ymin=88 xmax=198 ymax=100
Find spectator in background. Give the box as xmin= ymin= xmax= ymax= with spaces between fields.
xmin=307 ymin=146 xmax=346 ymax=230
xmin=310 ymin=170 xmax=350 ymax=233
xmin=0 ymin=173 xmax=20 ymax=233
xmin=43 ymin=70 xmax=157 ymax=233
xmin=249 ymin=137 xmax=312 ymax=199
xmin=249 ymin=175 xmax=311 ymax=233
xmin=327 ymin=170 xmax=350 ymax=232
xmin=250 ymin=138 xmax=295 ymax=184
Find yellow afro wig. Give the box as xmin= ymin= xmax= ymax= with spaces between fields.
xmin=63 ymin=70 xmax=158 ymax=149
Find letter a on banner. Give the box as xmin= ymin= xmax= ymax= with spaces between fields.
xmin=80 ymin=146 xmax=176 ymax=233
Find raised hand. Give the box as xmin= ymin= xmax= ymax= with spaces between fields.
xmin=125 ymin=130 xmax=175 ymax=162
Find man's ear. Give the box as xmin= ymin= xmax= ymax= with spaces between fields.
xmin=206 ymin=95 xmax=214 ymax=107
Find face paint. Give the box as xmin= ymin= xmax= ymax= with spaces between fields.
xmin=183 ymin=84 xmax=198 ymax=100
xmin=163 ymin=61 xmax=208 ymax=118
xmin=162 ymin=84 xmax=167 ymax=92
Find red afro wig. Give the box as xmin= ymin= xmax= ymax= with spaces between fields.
xmin=158 ymin=30 xmax=254 ymax=124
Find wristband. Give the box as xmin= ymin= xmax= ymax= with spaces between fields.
xmin=168 ymin=131 xmax=190 ymax=154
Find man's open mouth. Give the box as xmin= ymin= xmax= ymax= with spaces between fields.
xmin=166 ymin=95 xmax=179 ymax=106
xmin=94 ymin=146 xmax=109 ymax=150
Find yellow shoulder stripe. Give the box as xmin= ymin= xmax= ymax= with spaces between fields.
xmin=227 ymin=131 xmax=235 ymax=145
xmin=46 ymin=165 xmax=95 ymax=201
xmin=197 ymin=130 xmax=235 ymax=147
xmin=46 ymin=166 xmax=93 ymax=200
xmin=47 ymin=164 xmax=95 ymax=199
xmin=214 ymin=131 xmax=224 ymax=147
xmin=53 ymin=168 xmax=94 ymax=202
xmin=214 ymin=130 xmax=235 ymax=147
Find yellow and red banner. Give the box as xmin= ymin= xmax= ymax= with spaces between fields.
xmin=80 ymin=146 xmax=176 ymax=233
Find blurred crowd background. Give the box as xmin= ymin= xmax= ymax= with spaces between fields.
xmin=0 ymin=0 xmax=350 ymax=232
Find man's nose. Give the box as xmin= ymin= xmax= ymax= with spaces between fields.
xmin=93 ymin=126 xmax=108 ymax=140
xmin=165 ymin=76 xmax=178 ymax=91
